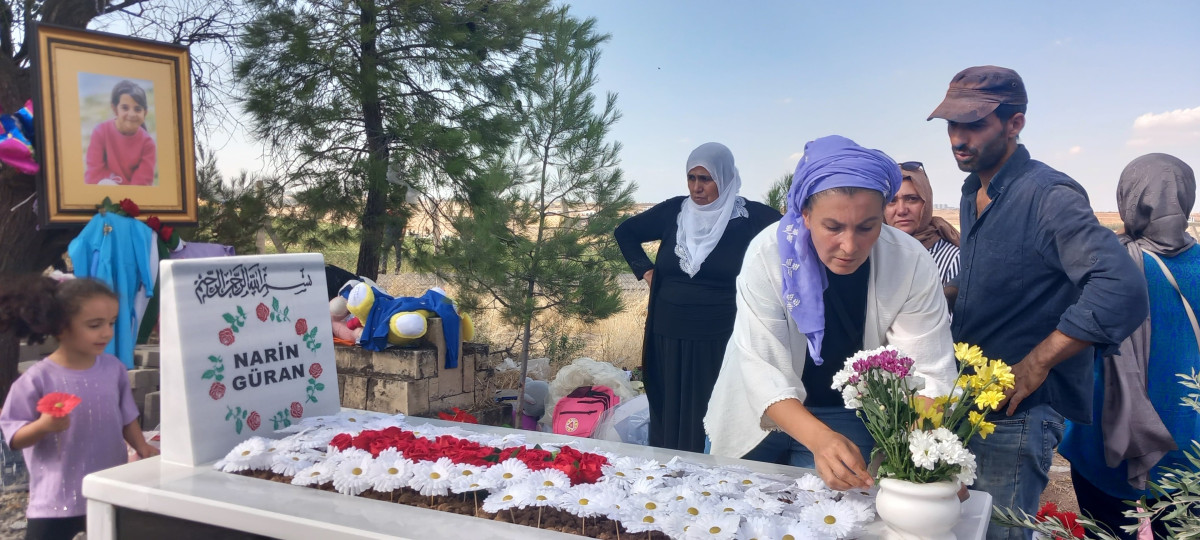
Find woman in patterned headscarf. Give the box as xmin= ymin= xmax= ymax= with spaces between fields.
xmin=614 ymin=142 xmax=781 ymax=453
xmin=704 ymin=135 xmax=956 ymax=490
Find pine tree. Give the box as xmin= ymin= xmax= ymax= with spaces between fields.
xmin=235 ymin=0 xmax=551 ymax=279
xmin=418 ymin=8 xmax=635 ymax=421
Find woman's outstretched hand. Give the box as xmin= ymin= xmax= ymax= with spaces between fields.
xmin=807 ymin=429 xmax=874 ymax=491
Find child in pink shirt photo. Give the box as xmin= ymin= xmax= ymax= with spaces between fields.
xmin=84 ymin=79 xmax=156 ymax=186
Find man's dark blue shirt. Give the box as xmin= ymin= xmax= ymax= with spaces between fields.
xmin=952 ymin=145 xmax=1148 ymax=422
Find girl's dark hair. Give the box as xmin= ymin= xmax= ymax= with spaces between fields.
xmin=0 ymin=276 xmax=117 ymax=344
xmin=111 ymin=80 xmax=149 ymax=110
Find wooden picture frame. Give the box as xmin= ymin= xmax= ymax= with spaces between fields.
xmin=33 ymin=24 xmax=197 ymax=226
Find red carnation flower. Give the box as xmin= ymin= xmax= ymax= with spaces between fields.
xmin=295 ymin=318 xmax=308 ymax=335
xmin=246 ymin=411 xmax=261 ymax=431
xmin=118 ymin=198 xmax=140 ymax=217
xmin=158 ymin=225 xmax=174 ymax=243
xmin=329 ymin=433 xmax=353 ymax=451
xmin=145 ymin=216 xmax=161 ymax=230
xmin=256 ymin=303 xmax=270 ymax=322
xmin=208 ymin=382 xmax=226 ymax=400
xmin=218 ymin=328 xmax=235 ymax=346
xmin=308 ymin=363 xmax=323 ymax=379
xmin=290 ymin=401 xmax=303 ymax=418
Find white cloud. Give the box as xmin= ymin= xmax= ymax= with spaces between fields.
xmin=1053 ymin=37 xmax=1072 ymax=46
xmin=1068 ymin=145 xmax=1082 ymax=155
xmin=1127 ymin=106 xmax=1200 ymax=147
xmin=787 ymin=152 xmax=803 ymax=162
xmin=779 ymin=97 xmax=793 ymax=105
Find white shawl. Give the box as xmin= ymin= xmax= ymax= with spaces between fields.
xmin=704 ymin=224 xmax=958 ymax=458
xmin=676 ymin=142 xmax=746 ymax=277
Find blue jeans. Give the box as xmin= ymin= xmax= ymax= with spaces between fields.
xmin=738 ymin=406 xmax=873 ymax=468
xmin=967 ymin=403 xmax=1065 ymax=540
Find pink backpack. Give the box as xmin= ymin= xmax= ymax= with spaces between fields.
xmin=552 ymin=385 xmax=619 ymax=438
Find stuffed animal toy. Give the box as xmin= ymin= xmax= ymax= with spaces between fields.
xmin=343 ymin=283 xmax=475 ymax=366
xmin=329 ymin=294 xmax=359 ymax=342
xmin=521 ymin=378 xmax=550 ymax=431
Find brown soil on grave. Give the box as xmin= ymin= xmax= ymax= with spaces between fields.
xmin=238 ymin=470 xmax=671 ymax=539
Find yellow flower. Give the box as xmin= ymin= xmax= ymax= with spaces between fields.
xmin=913 ymin=398 xmax=944 ymax=428
xmin=988 ymin=360 xmax=1015 ymax=389
xmin=954 ymin=343 xmax=986 ymax=368
xmin=969 ymin=411 xmax=997 ymax=439
xmin=976 ymin=390 xmax=1005 ymax=411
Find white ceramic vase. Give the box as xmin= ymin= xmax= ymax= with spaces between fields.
xmin=875 ymin=478 xmax=962 ymax=540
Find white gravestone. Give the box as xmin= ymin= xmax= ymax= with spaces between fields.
xmin=159 ymin=254 xmax=340 ymax=466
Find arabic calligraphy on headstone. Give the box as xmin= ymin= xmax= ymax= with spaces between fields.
xmin=192 ymin=264 xmax=313 ymax=304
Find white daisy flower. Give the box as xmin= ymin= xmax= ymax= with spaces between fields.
xmin=774 ymin=516 xmax=817 ymax=540
xmin=618 ymin=507 xmax=666 ymax=534
xmin=669 ymin=497 xmax=720 ymax=521
xmin=483 ymin=459 xmax=531 ymax=487
xmin=628 ymin=476 xmax=664 ymax=495
xmin=331 ymin=455 xmax=376 ymax=495
xmin=682 ymin=513 xmax=740 ymax=540
xmin=527 ymin=468 xmax=572 ymax=490
xmin=743 ymin=487 xmax=786 ymax=514
xmin=585 ymin=483 xmax=627 ymax=518
xmin=410 ymin=457 xmax=454 ymax=496
xmin=909 ymin=429 xmax=939 ymax=470
xmin=372 ymin=457 xmax=413 ymax=493
xmin=838 ymin=494 xmax=875 ymax=523
xmin=801 ymin=499 xmax=856 ymax=538
xmin=558 ymin=485 xmax=604 ymax=517
xmin=375 ymin=447 xmax=402 ymax=462
xmin=625 ymin=490 xmax=668 ymax=515
xmin=481 ymin=482 xmax=534 ymax=514
xmin=291 ymin=460 xmax=336 ymax=487
xmin=271 ymin=451 xmax=316 ymax=477
xmin=221 ymin=438 xmax=269 ymax=472
xmin=794 ymin=473 xmax=830 ymax=492
xmin=527 ymin=486 xmax=565 ymax=509
xmin=714 ymin=497 xmax=753 ymax=516
xmin=737 ymin=515 xmax=780 ymax=540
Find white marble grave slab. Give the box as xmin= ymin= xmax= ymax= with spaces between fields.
xmin=159 ymin=254 xmax=339 ymax=466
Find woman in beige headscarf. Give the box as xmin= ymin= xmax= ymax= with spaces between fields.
xmin=884 ymin=161 xmax=961 ymax=285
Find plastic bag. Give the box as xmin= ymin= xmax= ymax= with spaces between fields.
xmin=593 ymin=394 xmax=649 ymax=445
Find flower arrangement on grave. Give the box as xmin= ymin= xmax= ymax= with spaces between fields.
xmin=215 ymin=411 xmax=877 ymax=539
xmin=832 ymin=343 xmax=1014 ymax=485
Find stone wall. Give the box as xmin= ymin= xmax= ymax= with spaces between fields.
xmin=334 ymin=324 xmax=491 ymax=417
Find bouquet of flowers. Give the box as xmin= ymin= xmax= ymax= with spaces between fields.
xmin=832 ymin=343 xmax=1015 ymax=485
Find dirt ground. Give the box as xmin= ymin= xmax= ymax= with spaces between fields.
xmin=0 ymin=491 xmax=27 ymax=540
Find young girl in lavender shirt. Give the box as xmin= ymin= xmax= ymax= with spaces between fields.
xmin=0 ymin=277 xmax=158 ymax=540
xmin=84 ymin=80 xmax=156 ymax=186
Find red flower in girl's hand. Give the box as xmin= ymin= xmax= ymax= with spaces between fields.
xmin=37 ymin=393 xmax=81 ymax=418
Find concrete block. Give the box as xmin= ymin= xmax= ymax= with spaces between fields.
xmin=142 ymin=391 xmax=161 ymax=430
xmin=435 ymin=360 xmax=462 ymax=398
xmin=460 ymin=352 xmax=477 ymax=401
xmin=338 ymin=374 xmax=368 ymax=410
xmin=128 ymin=369 xmax=159 ymax=391
xmin=366 ymin=378 xmax=429 ymax=416
xmin=370 ymin=348 xmax=430 ymax=380
xmin=134 ymin=346 xmax=160 ymax=368
xmin=428 ymin=392 xmax=475 ymax=414
xmin=333 ymin=345 xmax=372 ymax=375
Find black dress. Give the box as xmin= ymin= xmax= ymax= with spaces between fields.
xmin=614 ymin=196 xmax=782 ymax=452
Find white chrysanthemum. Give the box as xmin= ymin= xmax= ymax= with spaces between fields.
xmin=625 ymin=490 xmax=668 ymax=516
xmin=410 ymin=457 xmax=455 ymax=496
xmin=528 ymin=468 xmax=572 ymax=490
xmin=661 ymin=483 xmax=699 ymax=504
xmin=291 ymin=460 xmax=336 ymax=486
xmin=628 ymin=476 xmax=664 ymax=495
xmin=801 ymin=499 xmax=857 ymax=538
xmin=481 ymin=482 xmax=534 ymax=514
xmin=904 ymin=374 xmax=927 ymax=392
xmin=841 ymin=385 xmax=863 ymax=409
xmin=221 ymin=437 xmax=270 ymax=472
xmin=937 ymin=439 xmax=972 ymax=468
xmin=271 ymin=451 xmax=316 ymax=477
xmin=484 ymin=459 xmax=531 ymax=487
xmin=737 ymin=515 xmax=780 ymax=540
xmin=956 ymin=451 xmax=978 ymax=485
xmin=930 ymin=427 xmax=958 ymax=445
xmin=794 ymin=473 xmax=829 ymax=492
xmin=601 ymin=465 xmax=640 ymax=484
xmin=375 ymin=447 xmax=402 ymax=462
xmin=669 ymin=497 xmax=720 ymax=522
xmin=713 ymin=497 xmax=753 ymax=516
xmin=372 ymin=457 xmax=413 ymax=493
xmin=830 ymin=365 xmax=856 ymax=390
xmin=681 ymin=513 xmax=740 ymax=540
xmin=584 ymin=482 xmax=627 ymax=518
xmin=909 ymin=429 xmax=939 ymax=470
xmin=332 ymin=455 xmax=376 ymax=495
xmin=697 ymin=479 xmax=740 ymax=497
xmin=838 ymin=494 xmax=875 ymax=523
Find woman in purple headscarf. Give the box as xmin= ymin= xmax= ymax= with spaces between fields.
xmin=615 ymin=142 xmax=782 ymax=453
xmin=704 ymin=136 xmax=956 ymax=490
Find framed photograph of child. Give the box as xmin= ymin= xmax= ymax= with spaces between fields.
xmin=33 ymin=24 xmax=198 ymax=226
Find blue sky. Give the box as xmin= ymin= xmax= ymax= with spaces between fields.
xmin=214 ymin=1 xmax=1200 ymax=211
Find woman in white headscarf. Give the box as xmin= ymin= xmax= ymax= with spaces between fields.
xmin=615 ymin=142 xmax=782 ymax=452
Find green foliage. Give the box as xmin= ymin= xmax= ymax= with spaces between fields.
xmin=416 ymin=8 xmax=635 ymax=363
xmin=764 ymin=173 xmax=792 ymax=214
xmin=236 ymin=0 xmax=552 ymax=278
xmin=190 ymin=148 xmax=273 ymax=256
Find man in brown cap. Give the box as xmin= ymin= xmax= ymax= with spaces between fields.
xmin=929 ymin=66 xmax=1147 ymax=540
